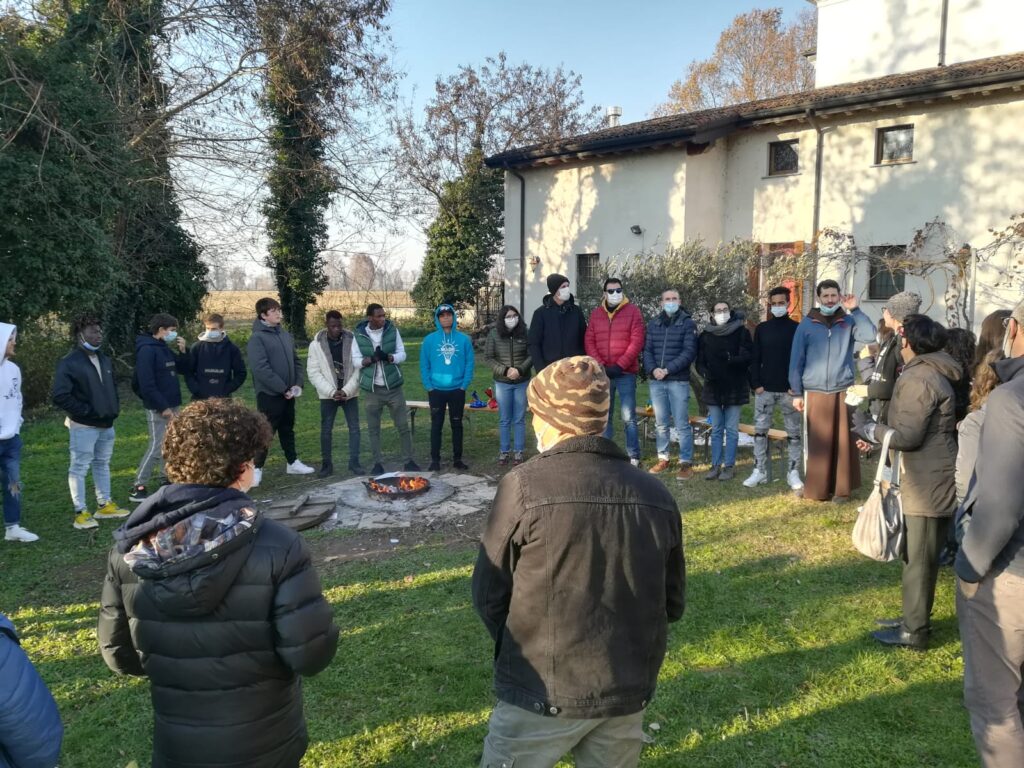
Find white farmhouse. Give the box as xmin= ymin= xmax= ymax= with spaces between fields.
xmin=486 ymin=0 xmax=1024 ymax=330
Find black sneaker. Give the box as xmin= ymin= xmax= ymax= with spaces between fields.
xmin=349 ymin=464 xmax=366 ymax=476
xmin=371 ymin=463 xmax=385 ymax=476
xmin=428 ymin=461 xmax=441 ymax=472
xmin=453 ymin=460 xmax=469 ymax=471
xmin=317 ymin=463 xmax=334 ymax=479
xmin=404 ymin=460 xmax=421 ymax=472
xmin=129 ymin=484 xmax=148 ymax=503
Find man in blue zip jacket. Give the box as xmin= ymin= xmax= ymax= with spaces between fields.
xmin=789 ymin=280 xmax=875 ymax=502
xmin=185 ymin=313 xmax=247 ymax=400
xmin=420 ymin=304 xmax=475 ymax=472
xmin=131 ymin=313 xmax=189 ymax=503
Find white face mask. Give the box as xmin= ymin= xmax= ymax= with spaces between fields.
xmin=557 ymin=287 xmax=571 ymax=302
xmin=536 ymin=422 xmax=556 ymax=453
xmin=1003 ymin=322 xmax=1017 ymax=358
xmin=504 ymin=316 xmax=519 ymax=330
xmin=770 ymin=306 xmax=788 ymax=318
xmin=714 ymin=312 xmax=731 ymax=326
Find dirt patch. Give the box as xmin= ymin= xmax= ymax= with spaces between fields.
xmin=307 ymin=506 xmax=488 ymax=566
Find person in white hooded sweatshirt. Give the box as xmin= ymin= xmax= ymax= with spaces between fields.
xmin=0 ymin=324 xmax=38 ymax=542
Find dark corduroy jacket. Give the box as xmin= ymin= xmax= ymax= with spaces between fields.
xmin=472 ymin=436 xmax=685 ymax=719
xmin=98 ymin=484 xmax=339 ymax=768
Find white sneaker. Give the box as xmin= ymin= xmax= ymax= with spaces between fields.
xmin=743 ymin=468 xmax=768 ymax=488
xmin=787 ymin=469 xmax=805 ymax=491
xmin=286 ymin=460 xmax=316 ymax=475
xmin=252 ymin=468 xmax=262 ymax=487
xmin=5 ymin=525 xmax=39 ymax=543
xmin=630 ymin=458 xmax=641 ymax=467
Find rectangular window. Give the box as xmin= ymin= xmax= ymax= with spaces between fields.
xmin=875 ymin=125 xmax=914 ymax=164
xmin=868 ymin=245 xmax=907 ymax=300
xmin=576 ymin=253 xmax=600 ymax=288
xmin=768 ymin=140 xmax=799 ymax=175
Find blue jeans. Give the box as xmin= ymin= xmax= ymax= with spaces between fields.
xmin=649 ymin=380 xmax=693 ymax=463
xmin=68 ymin=426 xmax=115 ymax=511
xmin=494 ymin=380 xmax=528 ymax=453
xmin=707 ymin=404 xmax=742 ymax=468
xmin=604 ymin=373 xmax=640 ymax=460
xmin=0 ymin=435 xmax=22 ymax=526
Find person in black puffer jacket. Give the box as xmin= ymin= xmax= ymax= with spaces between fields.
xmin=97 ymin=398 xmax=339 ymax=768
xmin=527 ymin=274 xmax=587 ymax=371
xmin=696 ymin=302 xmax=752 ymax=481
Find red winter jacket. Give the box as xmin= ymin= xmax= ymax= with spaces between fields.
xmin=584 ymin=299 xmax=646 ymax=374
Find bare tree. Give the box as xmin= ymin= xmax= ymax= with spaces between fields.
xmin=653 ymin=8 xmax=816 ymax=116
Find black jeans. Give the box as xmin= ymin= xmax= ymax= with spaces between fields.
xmin=255 ymin=392 xmax=297 ymax=468
xmin=428 ymin=389 xmax=465 ymax=462
xmin=319 ymin=397 xmax=361 ymax=467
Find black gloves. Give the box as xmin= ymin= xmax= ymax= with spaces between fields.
xmin=372 ymin=346 xmax=389 ymax=363
xmin=605 ymin=364 xmax=623 ymax=379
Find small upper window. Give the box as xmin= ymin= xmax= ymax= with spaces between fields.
xmin=876 ymin=125 xmax=914 ymax=164
xmin=768 ymin=140 xmax=799 ymax=176
xmin=868 ymin=245 xmax=907 ymax=300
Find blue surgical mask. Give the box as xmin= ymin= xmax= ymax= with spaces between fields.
xmin=818 ymin=304 xmax=839 ymax=316
xmin=663 ymin=302 xmax=679 ymax=315
xmin=205 ymin=330 xmax=224 ymax=341
xmin=164 ymin=330 xmax=178 ymax=343
xmin=80 ymin=336 xmax=101 ymax=352
xmin=770 ymin=306 xmax=789 ymax=318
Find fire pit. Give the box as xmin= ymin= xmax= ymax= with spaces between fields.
xmin=364 ymin=473 xmax=431 ymax=499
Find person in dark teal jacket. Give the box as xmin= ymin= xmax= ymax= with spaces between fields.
xmin=0 ymin=613 xmax=63 ymax=768
xmin=420 ymin=304 xmax=475 ymax=471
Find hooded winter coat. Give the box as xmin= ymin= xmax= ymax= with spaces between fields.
xmin=0 ymin=324 xmax=22 ymax=441
xmin=875 ymin=351 xmax=962 ymax=518
xmin=789 ymin=308 xmax=876 ymax=395
xmin=0 ymin=614 xmax=63 ymax=768
xmin=134 ymin=335 xmax=187 ymax=412
xmin=307 ymin=328 xmax=360 ymax=400
xmin=584 ymin=298 xmax=645 ymax=374
xmin=643 ymin=309 xmax=698 ymax=382
xmin=51 ymin=346 xmax=120 ymax=428
xmin=527 ymin=294 xmax=587 ymax=372
xmin=185 ymin=334 xmax=247 ymax=400
xmin=696 ymin=313 xmax=753 ymax=407
xmin=420 ymin=306 xmax=475 ymax=391
xmin=98 ymin=484 xmax=339 ymax=768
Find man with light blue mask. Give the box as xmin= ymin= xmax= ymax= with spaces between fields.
xmin=52 ymin=315 xmax=130 ymax=530
xmin=642 ymin=288 xmax=698 ymax=480
xmin=789 ymin=279 xmax=875 ymax=501
xmin=130 ymin=312 xmax=189 ymax=503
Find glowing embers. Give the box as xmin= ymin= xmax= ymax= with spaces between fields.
xmin=364 ymin=474 xmax=431 ymax=499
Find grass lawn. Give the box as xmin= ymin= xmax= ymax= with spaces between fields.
xmin=0 ymin=337 xmax=976 ymax=766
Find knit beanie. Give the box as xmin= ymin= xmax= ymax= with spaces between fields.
xmin=528 ymin=355 xmax=609 ymax=436
xmin=884 ymin=291 xmax=922 ymax=322
xmin=546 ymin=273 xmax=569 ymax=296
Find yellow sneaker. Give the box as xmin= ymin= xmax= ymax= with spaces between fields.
xmin=73 ymin=511 xmax=99 ymax=530
xmin=94 ymin=500 xmax=131 ymax=520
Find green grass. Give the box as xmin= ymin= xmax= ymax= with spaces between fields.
xmin=0 ymin=341 xmax=975 ymax=766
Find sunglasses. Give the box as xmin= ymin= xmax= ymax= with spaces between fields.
xmin=606 ymin=288 xmax=623 ymax=295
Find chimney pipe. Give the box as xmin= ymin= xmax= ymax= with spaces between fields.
xmin=605 ymin=106 xmax=623 ymax=128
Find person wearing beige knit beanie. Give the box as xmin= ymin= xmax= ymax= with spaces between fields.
xmin=472 ymin=354 xmax=686 ymax=767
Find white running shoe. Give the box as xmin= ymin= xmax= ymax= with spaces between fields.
xmin=252 ymin=468 xmax=262 ymax=487
xmin=286 ymin=460 xmax=316 ymax=475
xmin=630 ymin=458 xmax=641 ymax=467
xmin=743 ymin=468 xmax=768 ymax=488
xmin=787 ymin=469 xmax=805 ymax=491
xmin=5 ymin=525 xmax=39 ymax=543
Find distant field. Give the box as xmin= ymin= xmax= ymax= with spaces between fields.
xmin=203 ymin=290 xmax=417 ymax=328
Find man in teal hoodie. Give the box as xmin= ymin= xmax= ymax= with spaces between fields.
xmin=420 ymin=304 xmax=475 ymax=471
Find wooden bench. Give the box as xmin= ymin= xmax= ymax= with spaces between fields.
xmin=406 ymin=400 xmax=500 ymax=435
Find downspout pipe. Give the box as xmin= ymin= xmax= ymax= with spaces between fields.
xmin=805 ymin=109 xmax=825 ymax=295
xmin=509 ymin=168 xmax=527 ymax=312
xmin=938 ymin=0 xmax=950 ymax=66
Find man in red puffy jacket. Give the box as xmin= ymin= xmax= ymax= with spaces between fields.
xmin=585 ymin=277 xmax=645 ymax=464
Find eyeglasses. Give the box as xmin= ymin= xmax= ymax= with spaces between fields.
xmin=606 ymin=288 xmax=623 ymax=295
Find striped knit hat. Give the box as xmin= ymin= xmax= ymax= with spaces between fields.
xmin=528 ymin=355 xmax=610 ymax=436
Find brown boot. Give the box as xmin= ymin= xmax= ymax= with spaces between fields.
xmin=649 ymin=459 xmax=671 ymax=474
xmin=676 ymin=463 xmax=693 ymax=480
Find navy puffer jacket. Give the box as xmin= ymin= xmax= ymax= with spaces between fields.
xmin=642 ymin=310 xmax=698 ymax=382
xmin=98 ymin=484 xmax=339 ymax=768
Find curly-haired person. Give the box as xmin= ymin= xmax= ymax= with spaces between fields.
xmin=97 ymin=398 xmax=339 ymax=768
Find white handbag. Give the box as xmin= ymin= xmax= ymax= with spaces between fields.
xmin=852 ymin=430 xmax=905 ymax=562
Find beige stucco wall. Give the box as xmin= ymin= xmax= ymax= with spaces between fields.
xmin=815 ymin=0 xmax=1024 ymax=89
xmin=504 ymin=93 xmax=1024 ymax=332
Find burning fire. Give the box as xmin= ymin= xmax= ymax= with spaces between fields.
xmin=368 ymin=476 xmax=430 ymax=494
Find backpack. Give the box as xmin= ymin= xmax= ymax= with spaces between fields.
xmin=852 ymin=430 xmax=905 ymax=562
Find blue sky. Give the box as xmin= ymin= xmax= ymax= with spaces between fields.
xmin=389 ymin=0 xmax=813 ymax=123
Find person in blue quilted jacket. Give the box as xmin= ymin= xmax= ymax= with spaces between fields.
xmin=0 ymin=613 xmax=63 ymax=768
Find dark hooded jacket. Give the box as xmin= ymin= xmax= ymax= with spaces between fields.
xmin=527 ymin=294 xmax=587 ymax=372
xmin=875 ymin=351 xmax=962 ymax=518
xmin=696 ymin=312 xmax=753 ymax=407
xmin=51 ymin=346 xmax=120 ymax=428
xmin=185 ymin=335 xmax=247 ymax=400
xmin=134 ymin=335 xmax=187 ymax=412
xmin=98 ymin=484 xmax=339 ymax=768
